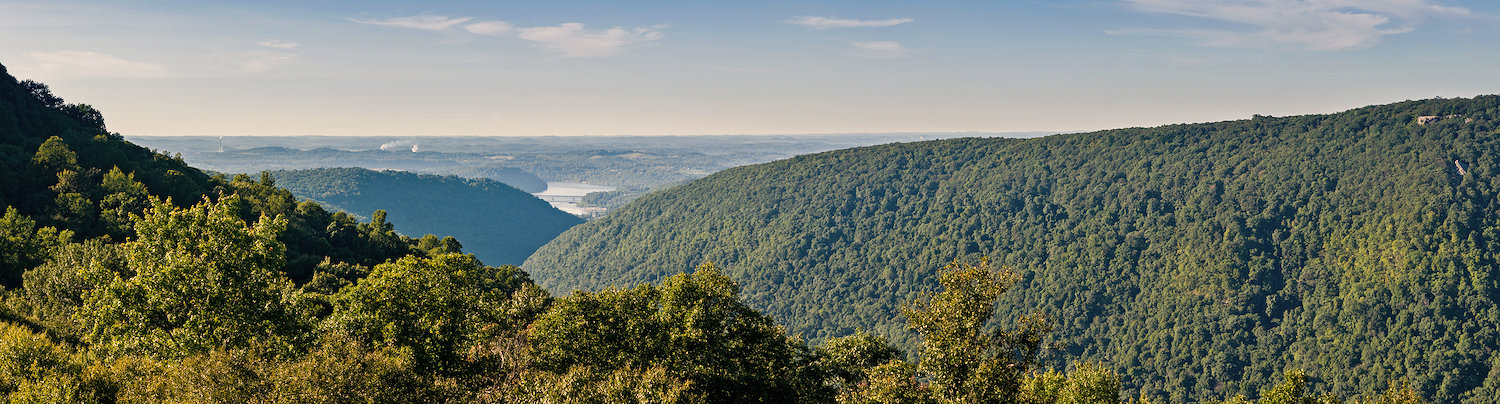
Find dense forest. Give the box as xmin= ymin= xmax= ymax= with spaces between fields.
xmin=0 ymin=60 xmax=1434 ymax=403
xmin=526 ymin=96 xmax=1500 ymax=402
xmin=268 ymin=167 xmax=582 ymax=265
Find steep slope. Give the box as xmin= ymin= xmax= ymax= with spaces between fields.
xmin=0 ymin=64 xmax=216 ymax=219
xmin=271 ymin=167 xmax=582 ymax=265
xmin=525 ymin=96 xmax=1500 ymax=402
xmin=0 ymin=63 xmax=435 ymax=283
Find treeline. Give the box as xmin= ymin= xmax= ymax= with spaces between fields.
xmin=0 ymin=62 xmax=1436 ymax=402
xmin=0 ymin=192 xmax=1421 ymax=402
xmin=524 ymin=96 xmax=1500 ymax=402
xmin=268 ymin=167 xmax=582 ymax=266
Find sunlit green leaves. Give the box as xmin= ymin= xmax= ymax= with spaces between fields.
xmin=326 ymin=253 xmax=538 ymax=374
xmin=77 ymin=195 xmax=304 ymax=358
xmin=528 ymin=263 xmax=818 ymax=402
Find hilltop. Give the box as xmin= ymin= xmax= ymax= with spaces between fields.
xmin=269 ymin=167 xmax=581 ymax=265
xmin=526 ymin=96 xmax=1500 ymax=402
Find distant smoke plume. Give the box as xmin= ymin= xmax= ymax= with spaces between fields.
xmin=379 ymin=140 xmax=420 ymax=152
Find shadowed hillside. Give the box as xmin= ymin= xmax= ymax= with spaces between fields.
xmin=270 ymin=167 xmax=582 ymax=265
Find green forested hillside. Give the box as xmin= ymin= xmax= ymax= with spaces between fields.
xmin=0 ymin=60 xmax=1432 ymax=403
xmin=0 ymin=68 xmax=216 ymax=229
xmin=526 ymin=96 xmax=1500 ymax=402
xmin=0 ymin=64 xmax=466 ymax=285
xmin=269 ymin=167 xmax=582 ymax=265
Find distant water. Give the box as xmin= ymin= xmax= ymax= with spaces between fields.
xmin=534 ymin=182 xmax=616 ymax=216
xmin=536 ymin=182 xmax=616 ymax=196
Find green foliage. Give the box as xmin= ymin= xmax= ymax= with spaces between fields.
xmin=836 ymin=360 xmax=932 ymax=404
xmin=326 ymin=253 xmax=541 ymax=374
xmin=834 ymin=263 xmax=1129 ymax=404
xmin=17 ymin=239 xmax=122 ymax=339
xmin=814 ymin=331 xmax=903 ymax=392
xmin=1202 ymin=371 xmax=1342 ymax=404
xmin=60 ymin=104 xmax=105 ymax=132
xmin=416 ymin=234 xmax=464 ymax=256
xmin=0 ymin=322 xmax=111 ymax=403
xmin=0 ymin=321 xmax=73 ymax=395
xmin=527 ymin=263 xmax=820 ymax=402
xmin=0 ymin=66 xmax=413 ymax=285
xmin=1020 ymin=362 xmax=1124 ymax=404
xmin=77 ymin=196 xmax=307 ymax=358
xmin=0 ymin=206 xmax=72 ymax=289
xmin=499 ymin=365 xmax=698 ymax=404
xmin=0 ymin=61 xmax=1466 ymax=403
xmin=113 ymin=334 xmax=447 ymax=404
xmin=31 ymin=136 xmax=78 ymax=175
xmin=18 ymin=80 xmax=64 ymax=110
xmin=1256 ymin=372 xmax=1336 ymax=404
xmin=1354 ymin=382 xmax=1423 ymax=404
xmin=217 ymin=174 xmax=424 ymax=281
xmin=525 ymin=95 xmax=1500 ymax=401
xmin=97 ymin=167 xmax=150 ymax=237
xmin=903 ymin=260 xmax=1050 ymax=403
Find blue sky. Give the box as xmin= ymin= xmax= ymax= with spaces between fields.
xmin=1 ymin=0 xmax=1497 ymax=136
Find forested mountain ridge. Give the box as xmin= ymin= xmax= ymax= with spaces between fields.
xmin=0 ymin=65 xmax=215 ymax=223
xmin=0 ymin=59 xmax=1431 ymax=403
xmin=526 ymin=96 xmax=1500 ymax=402
xmin=0 ymin=63 xmax=472 ymax=284
xmin=269 ymin=167 xmax=582 ymax=265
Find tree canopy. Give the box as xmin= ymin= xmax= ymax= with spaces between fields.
xmin=0 ymin=60 xmax=1459 ymax=403
xmin=525 ymin=95 xmax=1500 ymax=402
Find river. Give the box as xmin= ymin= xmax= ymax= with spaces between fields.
xmin=533 ymin=181 xmax=616 ymax=216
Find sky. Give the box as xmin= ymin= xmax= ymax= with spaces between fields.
xmin=1 ymin=0 xmax=1497 ymax=137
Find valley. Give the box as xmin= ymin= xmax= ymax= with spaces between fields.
xmin=3 ymin=0 xmax=1497 ymax=399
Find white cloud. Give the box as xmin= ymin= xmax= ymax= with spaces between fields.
xmin=348 ymin=14 xmax=665 ymax=58
xmin=465 ymin=21 xmax=514 ymax=35
xmin=241 ymin=50 xmax=299 ymax=73
xmin=786 ymin=16 xmax=913 ymax=29
xmin=850 ymin=41 xmax=909 ymax=59
xmin=12 ymin=51 xmax=169 ymax=81
xmin=1119 ymin=0 xmax=1480 ymax=50
xmin=256 ymin=40 xmax=300 ymax=50
xmin=515 ymin=23 xmax=664 ymax=58
xmin=349 ymin=15 xmax=474 ymax=31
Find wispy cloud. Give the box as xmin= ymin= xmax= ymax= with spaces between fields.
xmin=786 ymin=16 xmax=913 ymax=29
xmin=349 ymin=15 xmax=474 ymax=31
xmin=850 ymin=41 xmax=910 ymax=59
xmin=465 ymin=21 xmax=514 ymax=36
xmin=256 ymin=40 xmax=300 ymax=50
xmin=347 ymin=14 xmax=662 ymax=58
xmin=1117 ymin=0 xmax=1481 ymax=50
xmin=13 ymin=51 xmax=169 ymax=81
xmin=241 ymin=50 xmax=298 ymax=73
xmin=515 ymin=23 xmax=665 ymax=58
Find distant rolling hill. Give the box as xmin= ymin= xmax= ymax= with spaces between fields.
xmin=272 ymin=167 xmax=582 ymax=265
xmin=525 ymin=96 xmax=1500 ymax=402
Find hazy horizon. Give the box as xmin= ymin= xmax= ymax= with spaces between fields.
xmin=4 ymin=1 xmax=1498 ymax=137
xmin=122 ymin=131 xmax=1060 ymax=138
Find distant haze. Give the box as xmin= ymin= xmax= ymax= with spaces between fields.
xmin=3 ymin=1 xmax=1498 ymax=136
